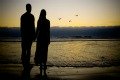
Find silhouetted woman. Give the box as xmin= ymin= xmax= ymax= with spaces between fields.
xmin=34 ymin=9 xmax=50 ymax=76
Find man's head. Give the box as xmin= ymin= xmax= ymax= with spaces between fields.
xmin=26 ymin=4 xmax=31 ymax=13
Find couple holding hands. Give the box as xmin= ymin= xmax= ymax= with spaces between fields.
xmin=20 ymin=3 xmax=50 ymax=76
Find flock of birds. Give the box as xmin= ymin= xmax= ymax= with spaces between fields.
xmin=58 ymin=14 xmax=79 ymax=22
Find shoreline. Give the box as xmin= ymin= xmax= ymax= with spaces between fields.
xmin=0 ymin=38 xmax=120 ymax=42
xmin=1 ymin=63 xmax=120 ymax=68
xmin=0 ymin=62 xmax=120 ymax=68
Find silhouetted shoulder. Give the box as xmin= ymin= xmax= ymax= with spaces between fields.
xmin=46 ymin=19 xmax=50 ymax=22
xmin=30 ymin=14 xmax=34 ymax=18
xmin=21 ymin=13 xmax=34 ymax=19
xmin=21 ymin=13 xmax=25 ymax=20
xmin=46 ymin=19 xmax=50 ymax=24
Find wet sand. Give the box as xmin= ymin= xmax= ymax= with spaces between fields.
xmin=0 ymin=41 xmax=120 ymax=67
xmin=0 ymin=64 xmax=120 ymax=80
xmin=0 ymin=41 xmax=120 ymax=79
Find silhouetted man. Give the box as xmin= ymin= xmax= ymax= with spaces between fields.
xmin=20 ymin=3 xmax=35 ymax=70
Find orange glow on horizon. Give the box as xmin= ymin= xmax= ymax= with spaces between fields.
xmin=0 ymin=0 xmax=120 ymax=27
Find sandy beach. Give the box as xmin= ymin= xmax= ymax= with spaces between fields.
xmin=0 ymin=41 xmax=120 ymax=80
xmin=0 ymin=64 xmax=120 ymax=80
xmin=0 ymin=41 xmax=120 ymax=67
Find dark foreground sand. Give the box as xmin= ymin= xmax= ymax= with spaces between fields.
xmin=0 ymin=64 xmax=120 ymax=80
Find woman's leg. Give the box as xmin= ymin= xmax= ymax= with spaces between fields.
xmin=34 ymin=42 xmax=40 ymax=65
xmin=40 ymin=63 xmax=42 ymax=76
xmin=43 ymin=46 xmax=48 ymax=75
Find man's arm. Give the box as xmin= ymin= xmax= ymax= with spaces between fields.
xmin=48 ymin=20 xmax=50 ymax=45
xmin=20 ymin=16 xmax=23 ymax=38
xmin=33 ymin=16 xmax=36 ymax=41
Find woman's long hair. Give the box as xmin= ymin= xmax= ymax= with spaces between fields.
xmin=39 ymin=9 xmax=46 ymax=20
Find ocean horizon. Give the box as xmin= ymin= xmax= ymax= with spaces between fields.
xmin=0 ymin=26 xmax=120 ymax=40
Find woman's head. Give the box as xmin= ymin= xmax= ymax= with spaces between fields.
xmin=40 ymin=9 xmax=46 ymax=19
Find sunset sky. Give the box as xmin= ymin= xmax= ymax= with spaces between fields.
xmin=0 ymin=0 xmax=120 ymax=27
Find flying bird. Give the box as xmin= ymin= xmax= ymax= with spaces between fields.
xmin=69 ymin=20 xmax=72 ymax=22
xmin=58 ymin=18 xmax=62 ymax=20
xmin=75 ymin=15 xmax=78 ymax=16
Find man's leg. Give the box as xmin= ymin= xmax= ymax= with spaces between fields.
xmin=21 ymin=41 xmax=27 ymax=69
xmin=26 ymin=49 xmax=31 ymax=66
xmin=26 ymin=41 xmax=33 ymax=70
